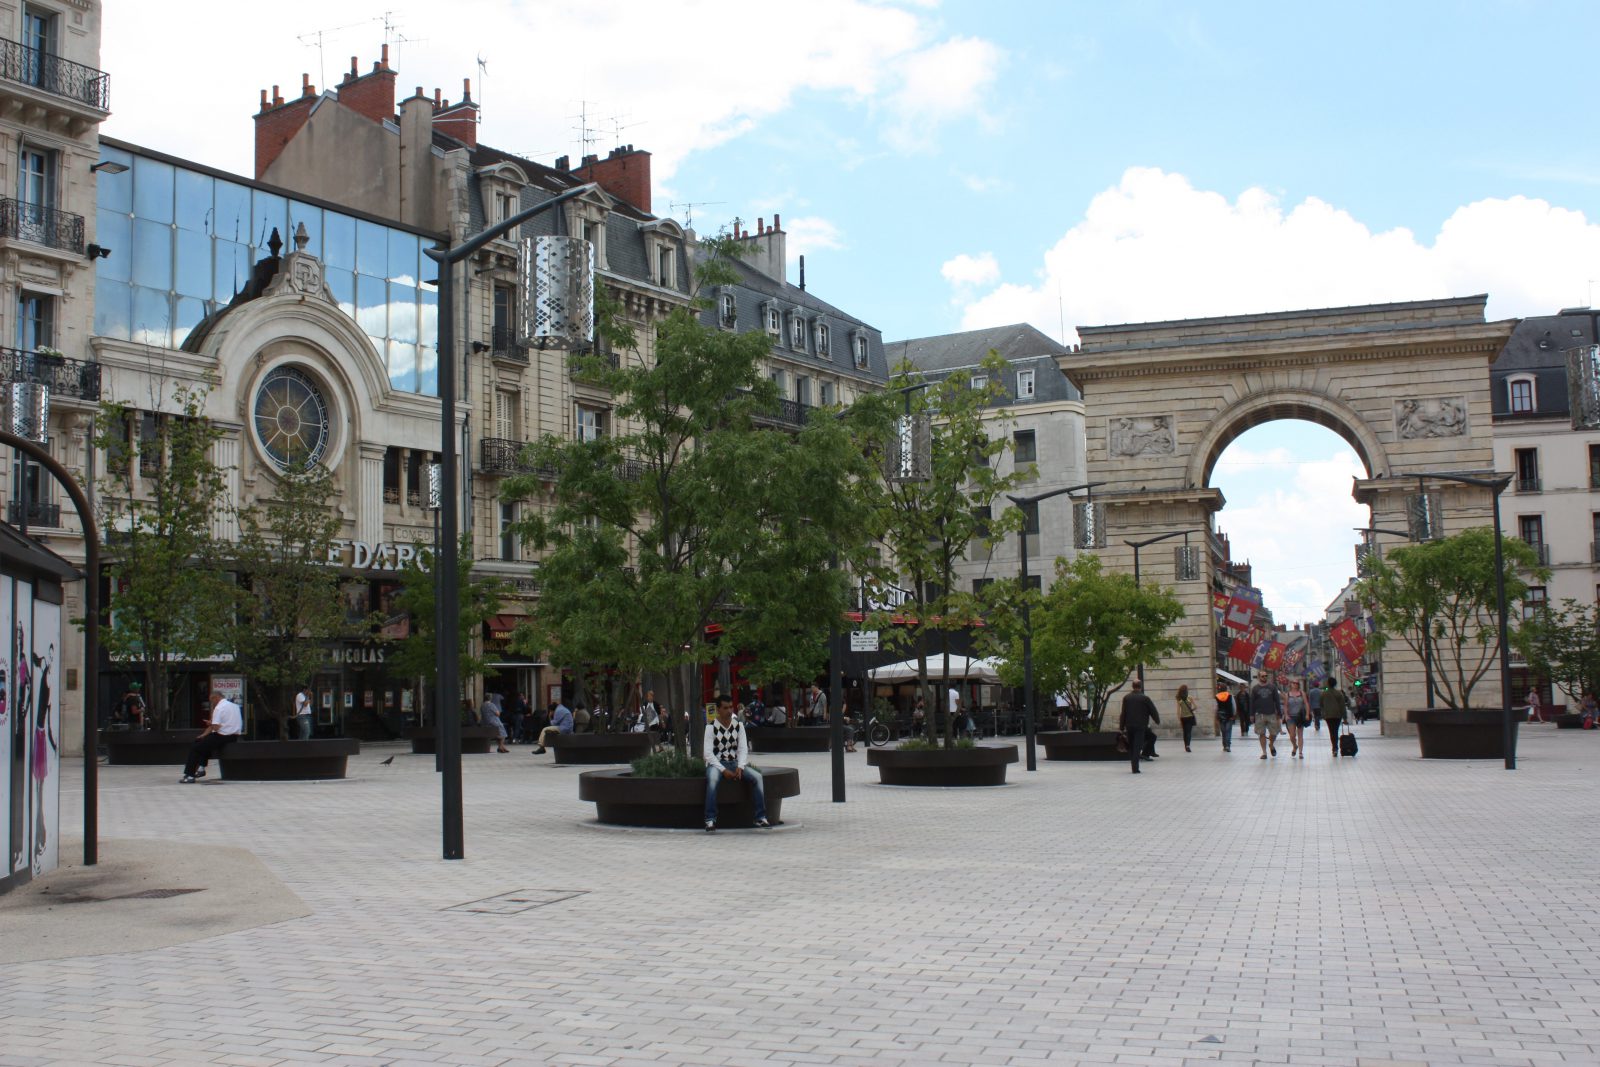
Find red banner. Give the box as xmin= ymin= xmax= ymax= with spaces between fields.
xmin=1211 ymin=591 xmax=1229 ymax=622
xmin=1330 ymin=619 xmax=1367 ymax=667
xmin=1225 ymin=587 xmax=1261 ymax=632
xmin=1262 ymin=642 xmax=1287 ymax=671
xmin=1228 ymin=637 xmax=1260 ymax=663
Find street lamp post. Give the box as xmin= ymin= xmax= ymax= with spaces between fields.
xmin=1411 ymin=471 xmax=1516 ymax=770
xmin=1124 ymin=529 xmax=1194 ymax=685
xmin=1007 ymin=480 xmax=1105 ymax=771
xmin=424 ymin=182 xmax=599 ymax=860
xmin=1355 ymin=525 xmax=1434 ymax=707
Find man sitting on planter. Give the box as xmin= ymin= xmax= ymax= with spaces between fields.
xmin=704 ymin=694 xmax=770 ymax=832
xmin=532 ymin=699 xmax=573 ymax=754
xmin=181 ymin=690 xmax=243 ymax=783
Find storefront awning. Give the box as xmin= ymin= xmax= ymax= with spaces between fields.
xmin=1216 ymin=668 xmax=1248 ymax=687
xmin=486 ymin=614 xmax=526 ymax=642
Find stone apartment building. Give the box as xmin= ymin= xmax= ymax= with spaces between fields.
xmin=0 ymin=0 xmax=108 ymax=754
xmin=886 ymin=323 xmax=1087 ymax=596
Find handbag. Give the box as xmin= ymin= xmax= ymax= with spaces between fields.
xmin=1115 ymin=731 xmax=1129 ymax=754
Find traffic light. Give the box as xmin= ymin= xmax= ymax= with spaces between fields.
xmin=1353 ymin=678 xmax=1363 ymax=688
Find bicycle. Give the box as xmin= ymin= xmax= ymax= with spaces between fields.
xmin=863 ymin=718 xmax=894 ymax=747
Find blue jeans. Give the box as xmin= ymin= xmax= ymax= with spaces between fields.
xmin=1220 ymin=717 xmax=1235 ymax=749
xmin=296 ymin=714 xmax=313 ymax=740
xmin=704 ymin=763 xmax=767 ymax=824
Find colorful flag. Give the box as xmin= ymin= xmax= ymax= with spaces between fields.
xmin=1330 ymin=618 xmax=1367 ymax=667
xmin=1225 ymin=586 xmax=1261 ymax=632
xmin=1307 ymin=660 xmax=1328 ymax=684
xmin=1228 ymin=636 xmax=1259 ymax=663
xmin=1263 ymin=642 xmax=1287 ymax=671
xmin=1211 ymin=591 xmax=1229 ymax=626
xmin=1283 ymin=644 xmax=1306 ymax=670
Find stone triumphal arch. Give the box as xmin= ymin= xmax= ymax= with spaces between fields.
xmin=1059 ymin=296 xmax=1518 ymax=733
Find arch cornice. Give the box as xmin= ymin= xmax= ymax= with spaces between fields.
xmin=1185 ymin=386 xmax=1390 ymax=488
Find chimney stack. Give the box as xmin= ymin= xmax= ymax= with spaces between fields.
xmin=334 ymin=45 xmax=397 ymax=124
xmin=432 ymin=77 xmax=480 ymax=147
xmin=573 ymin=144 xmax=653 ymax=214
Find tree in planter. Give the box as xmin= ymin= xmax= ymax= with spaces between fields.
xmin=93 ymin=383 xmax=235 ymax=731
xmin=505 ymin=236 xmax=869 ymax=760
xmin=850 ymin=350 xmax=1026 ymax=749
xmin=388 ymin=534 xmax=508 ymax=725
xmin=1355 ymin=526 xmax=1545 ymax=709
xmin=1515 ymin=598 xmax=1600 ymax=707
xmin=988 ymin=554 xmax=1190 ymax=732
xmin=232 ymin=460 xmax=350 ymax=739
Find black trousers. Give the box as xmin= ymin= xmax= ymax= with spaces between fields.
xmin=1126 ymin=726 xmax=1146 ymax=772
xmin=1141 ymin=729 xmax=1158 ymax=758
xmin=184 ymin=732 xmax=236 ymax=776
xmin=1180 ymin=718 xmax=1195 ymax=748
xmin=1326 ymin=720 xmax=1342 ymax=754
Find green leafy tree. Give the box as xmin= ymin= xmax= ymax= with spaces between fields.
xmin=94 ymin=383 xmax=235 ymax=730
xmin=990 ymin=554 xmax=1190 ymax=731
xmin=849 ymin=350 xmax=1026 ymax=748
xmin=1355 ymin=526 xmax=1545 ymax=709
xmin=1512 ymin=598 xmax=1600 ymax=705
xmin=388 ymin=534 xmax=508 ymax=722
xmin=505 ymin=235 xmax=869 ymax=754
xmin=232 ymin=460 xmax=349 ymax=737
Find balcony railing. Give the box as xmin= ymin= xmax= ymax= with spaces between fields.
xmin=481 ymin=437 xmax=554 ymax=478
xmin=0 ymin=346 xmax=100 ymax=400
xmin=7 ymin=499 xmax=59 ymax=527
xmin=0 ymin=38 xmax=110 ymax=110
xmin=1516 ymin=476 xmax=1541 ymax=493
xmin=0 ymin=198 xmax=84 ymax=254
xmin=489 ymin=326 xmax=529 ymax=363
xmin=1592 ymin=540 xmax=1600 ymax=564
xmin=1521 ymin=539 xmax=1550 ymax=566
xmin=568 ymin=348 xmax=621 ymax=381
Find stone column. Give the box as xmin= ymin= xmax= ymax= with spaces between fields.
xmin=358 ymin=444 xmax=387 ymax=546
xmin=211 ymin=427 xmax=241 ymax=543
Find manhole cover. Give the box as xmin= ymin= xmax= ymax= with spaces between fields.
xmin=445 ymin=888 xmax=588 ymax=914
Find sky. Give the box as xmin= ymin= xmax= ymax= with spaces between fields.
xmin=101 ymin=1 xmax=1600 ymax=627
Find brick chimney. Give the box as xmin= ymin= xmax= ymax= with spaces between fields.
xmin=432 ymin=78 xmax=479 ymax=147
xmin=336 ymin=45 xmax=398 ymax=125
xmin=574 ymin=144 xmax=652 ymax=213
xmin=740 ymin=213 xmax=785 ymax=283
xmin=253 ymin=78 xmax=319 ymax=178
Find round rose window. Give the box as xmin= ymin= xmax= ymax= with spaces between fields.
xmin=253 ymin=366 xmax=331 ymax=469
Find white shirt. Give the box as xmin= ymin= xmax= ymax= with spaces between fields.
xmin=294 ymin=690 xmax=311 ymax=717
xmin=948 ymin=687 xmax=961 ymax=714
xmin=210 ymin=698 xmax=243 ymax=736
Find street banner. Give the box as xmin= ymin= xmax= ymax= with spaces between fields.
xmin=1307 ymin=660 xmax=1328 ymax=684
xmin=1228 ymin=636 xmax=1259 ymax=663
xmin=1283 ymin=644 xmax=1305 ymax=669
xmin=1251 ymin=639 xmax=1270 ymax=670
xmin=1330 ymin=619 xmax=1367 ymax=667
xmin=1263 ymin=642 xmax=1287 ymax=671
xmin=1211 ymin=591 xmax=1228 ymax=625
xmin=1225 ymin=586 xmax=1261 ymax=632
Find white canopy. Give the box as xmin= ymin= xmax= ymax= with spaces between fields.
xmin=869 ymin=654 xmax=1004 ymax=684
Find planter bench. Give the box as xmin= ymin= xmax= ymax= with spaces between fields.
xmin=549 ymin=732 xmax=656 ymax=765
xmin=745 ymin=725 xmax=832 ymax=753
xmin=578 ymin=766 xmax=800 ymax=828
xmin=218 ymin=739 xmax=361 ymax=780
xmin=404 ymin=725 xmax=500 ymax=754
xmin=103 ymin=730 xmax=194 ymax=766
xmin=1406 ymin=709 xmax=1519 ymax=759
xmin=1552 ymin=714 xmax=1590 ymax=730
xmin=867 ymin=744 xmax=1018 ymax=786
xmin=1037 ymin=730 xmax=1123 ymax=762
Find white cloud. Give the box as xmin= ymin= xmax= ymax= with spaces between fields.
xmin=958 ymin=173 xmax=1009 ymax=195
xmin=952 ymin=167 xmax=1600 ymax=340
xmin=103 ymin=1 xmax=1003 ymax=182
xmin=784 ymin=216 xmax=845 ymax=262
xmin=940 ymin=252 xmax=1001 ymax=288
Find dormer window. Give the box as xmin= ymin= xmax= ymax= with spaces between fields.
xmin=853 ymin=332 xmax=869 ymax=368
xmin=496 ymin=192 xmax=519 ymax=223
xmin=815 ymin=322 xmax=830 ymax=359
xmin=1017 ymin=369 xmax=1035 ymax=399
xmin=790 ymin=311 xmax=806 ymax=350
xmin=719 ymin=290 xmax=737 ymax=330
xmin=970 ymin=374 xmax=988 ymax=391
xmin=1508 ymin=375 xmax=1536 ymax=414
xmin=764 ymin=303 xmax=781 ymax=335
xmin=658 ymin=245 xmax=676 ymax=288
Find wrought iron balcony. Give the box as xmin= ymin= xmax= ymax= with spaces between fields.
xmin=568 ymin=348 xmax=621 ymax=381
xmin=0 ymin=38 xmax=110 ymax=110
xmin=0 ymin=345 xmax=100 ymax=401
xmin=1516 ymin=476 xmax=1541 ymax=493
xmin=755 ymin=396 xmax=813 ymax=429
xmin=1521 ymin=539 xmax=1550 ymax=566
xmin=7 ymin=499 xmax=60 ymax=527
xmin=0 ymin=198 xmax=84 ymax=254
xmin=489 ymin=326 xmax=529 ymax=363
xmin=480 ymin=437 xmax=554 ymax=478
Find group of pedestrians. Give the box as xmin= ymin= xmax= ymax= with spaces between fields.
xmin=1119 ymin=673 xmax=1356 ymax=773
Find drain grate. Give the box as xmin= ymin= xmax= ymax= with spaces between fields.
xmin=444 ymin=888 xmax=589 ymax=915
xmin=117 ymin=887 xmax=204 ymax=900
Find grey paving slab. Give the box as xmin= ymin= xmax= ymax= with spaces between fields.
xmin=0 ymin=723 xmax=1596 ymax=1065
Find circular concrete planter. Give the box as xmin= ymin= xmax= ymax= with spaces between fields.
xmin=577 ymin=766 xmax=800 ymax=828
xmin=218 ymin=739 xmax=361 ymax=780
xmin=549 ymin=732 xmax=655 ymax=765
xmin=404 ymin=725 xmax=500 ymax=754
xmin=1037 ymin=730 xmax=1123 ymax=762
xmin=745 ymin=726 xmax=832 ymax=753
xmin=103 ymin=730 xmax=194 ymax=766
xmin=1406 ymin=709 xmax=1519 ymax=759
xmin=1552 ymin=714 xmax=1588 ymax=730
xmin=867 ymin=744 xmax=1018 ymax=786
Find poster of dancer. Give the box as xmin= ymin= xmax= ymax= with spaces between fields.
xmin=7 ymin=577 xmax=30 ymax=881
xmin=29 ymin=595 xmax=59 ymax=876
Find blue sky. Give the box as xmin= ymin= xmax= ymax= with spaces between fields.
xmin=107 ymin=1 xmax=1599 ymax=625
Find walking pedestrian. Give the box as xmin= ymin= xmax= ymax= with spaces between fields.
xmin=1526 ymin=687 xmax=1545 ymax=724
xmin=1320 ymin=678 xmax=1348 ymax=757
xmin=1285 ymin=682 xmax=1309 ymax=759
xmin=1250 ymin=672 xmax=1282 ymax=759
xmin=1118 ymin=679 xmax=1161 ymax=774
xmin=1215 ymin=684 xmax=1235 ymax=752
xmin=1308 ymin=680 xmax=1323 ymax=734
xmin=1235 ymin=683 xmax=1253 ymax=735
xmin=480 ymin=692 xmax=510 ymax=752
xmin=1176 ymin=684 xmax=1198 ymax=752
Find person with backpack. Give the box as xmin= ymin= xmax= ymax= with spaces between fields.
xmin=1215 ymin=684 xmax=1236 ymax=752
xmin=1320 ymin=678 xmax=1348 ymax=757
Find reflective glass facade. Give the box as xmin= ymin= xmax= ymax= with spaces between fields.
xmin=94 ymin=144 xmax=440 ymax=396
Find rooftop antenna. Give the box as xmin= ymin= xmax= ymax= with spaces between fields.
xmin=668 ymin=200 xmax=725 ymax=228
xmin=476 ymin=53 xmax=488 ymax=116
xmin=296 ymin=14 xmax=384 ymax=91
xmin=573 ymin=100 xmax=598 ymax=159
xmin=382 ymin=11 xmax=425 ymax=70
xmin=1057 ymin=278 xmax=1066 ymax=344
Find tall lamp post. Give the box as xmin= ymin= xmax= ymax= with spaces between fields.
xmin=1124 ymin=529 xmax=1196 ymax=685
xmin=1007 ymin=480 xmax=1104 ymax=771
xmin=424 ymin=183 xmax=599 ymax=859
xmin=1411 ymin=470 xmax=1516 ymax=770
xmin=1354 ymin=525 xmax=1434 ymax=708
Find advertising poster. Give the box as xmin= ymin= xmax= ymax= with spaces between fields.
xmin=8 ymin=579 xmax=32 ymax=880
xmin=1 ymin=577 xmax=13 ymax=884
xmin=29 ymin=596 xmax=59 ymax=877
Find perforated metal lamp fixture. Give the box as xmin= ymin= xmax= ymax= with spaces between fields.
xmin=1567 ymin=344 xmax=1600 ymax=430
xmin=518 ymin=235 xmax=595 ymax=350
xmin=426 ymin=462 xmax=443 ymax=511
xmin=1174 ymin=543 xmax=1202 ymax=581
xmin=1073 ymin=500 xmax=1106 ymax=549
xmin=886 ymin=412 xmax=932 ymax=483
xmin=1406 ymin=491 xmax=1443 ymax=542
xmin=9 ymin=382 xmax=49 ymax=443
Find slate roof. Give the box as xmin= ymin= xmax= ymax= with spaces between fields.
xmin=0 ymin=522 xmax=80 ymax=583
xmin=886 ymin=324 xmax=1082 ymax=404
xmin=1490 ymin=309 xmax=1600 ymax=419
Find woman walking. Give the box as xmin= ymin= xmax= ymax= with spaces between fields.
xmin=1176 ymin=685 xmax=1198 ymax=752
xmin=1284 ymin=682 xmax=1308 ymax=758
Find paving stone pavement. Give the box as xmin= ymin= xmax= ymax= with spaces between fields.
xmin=2 ymin=722 xmax=1598 ymax=1066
